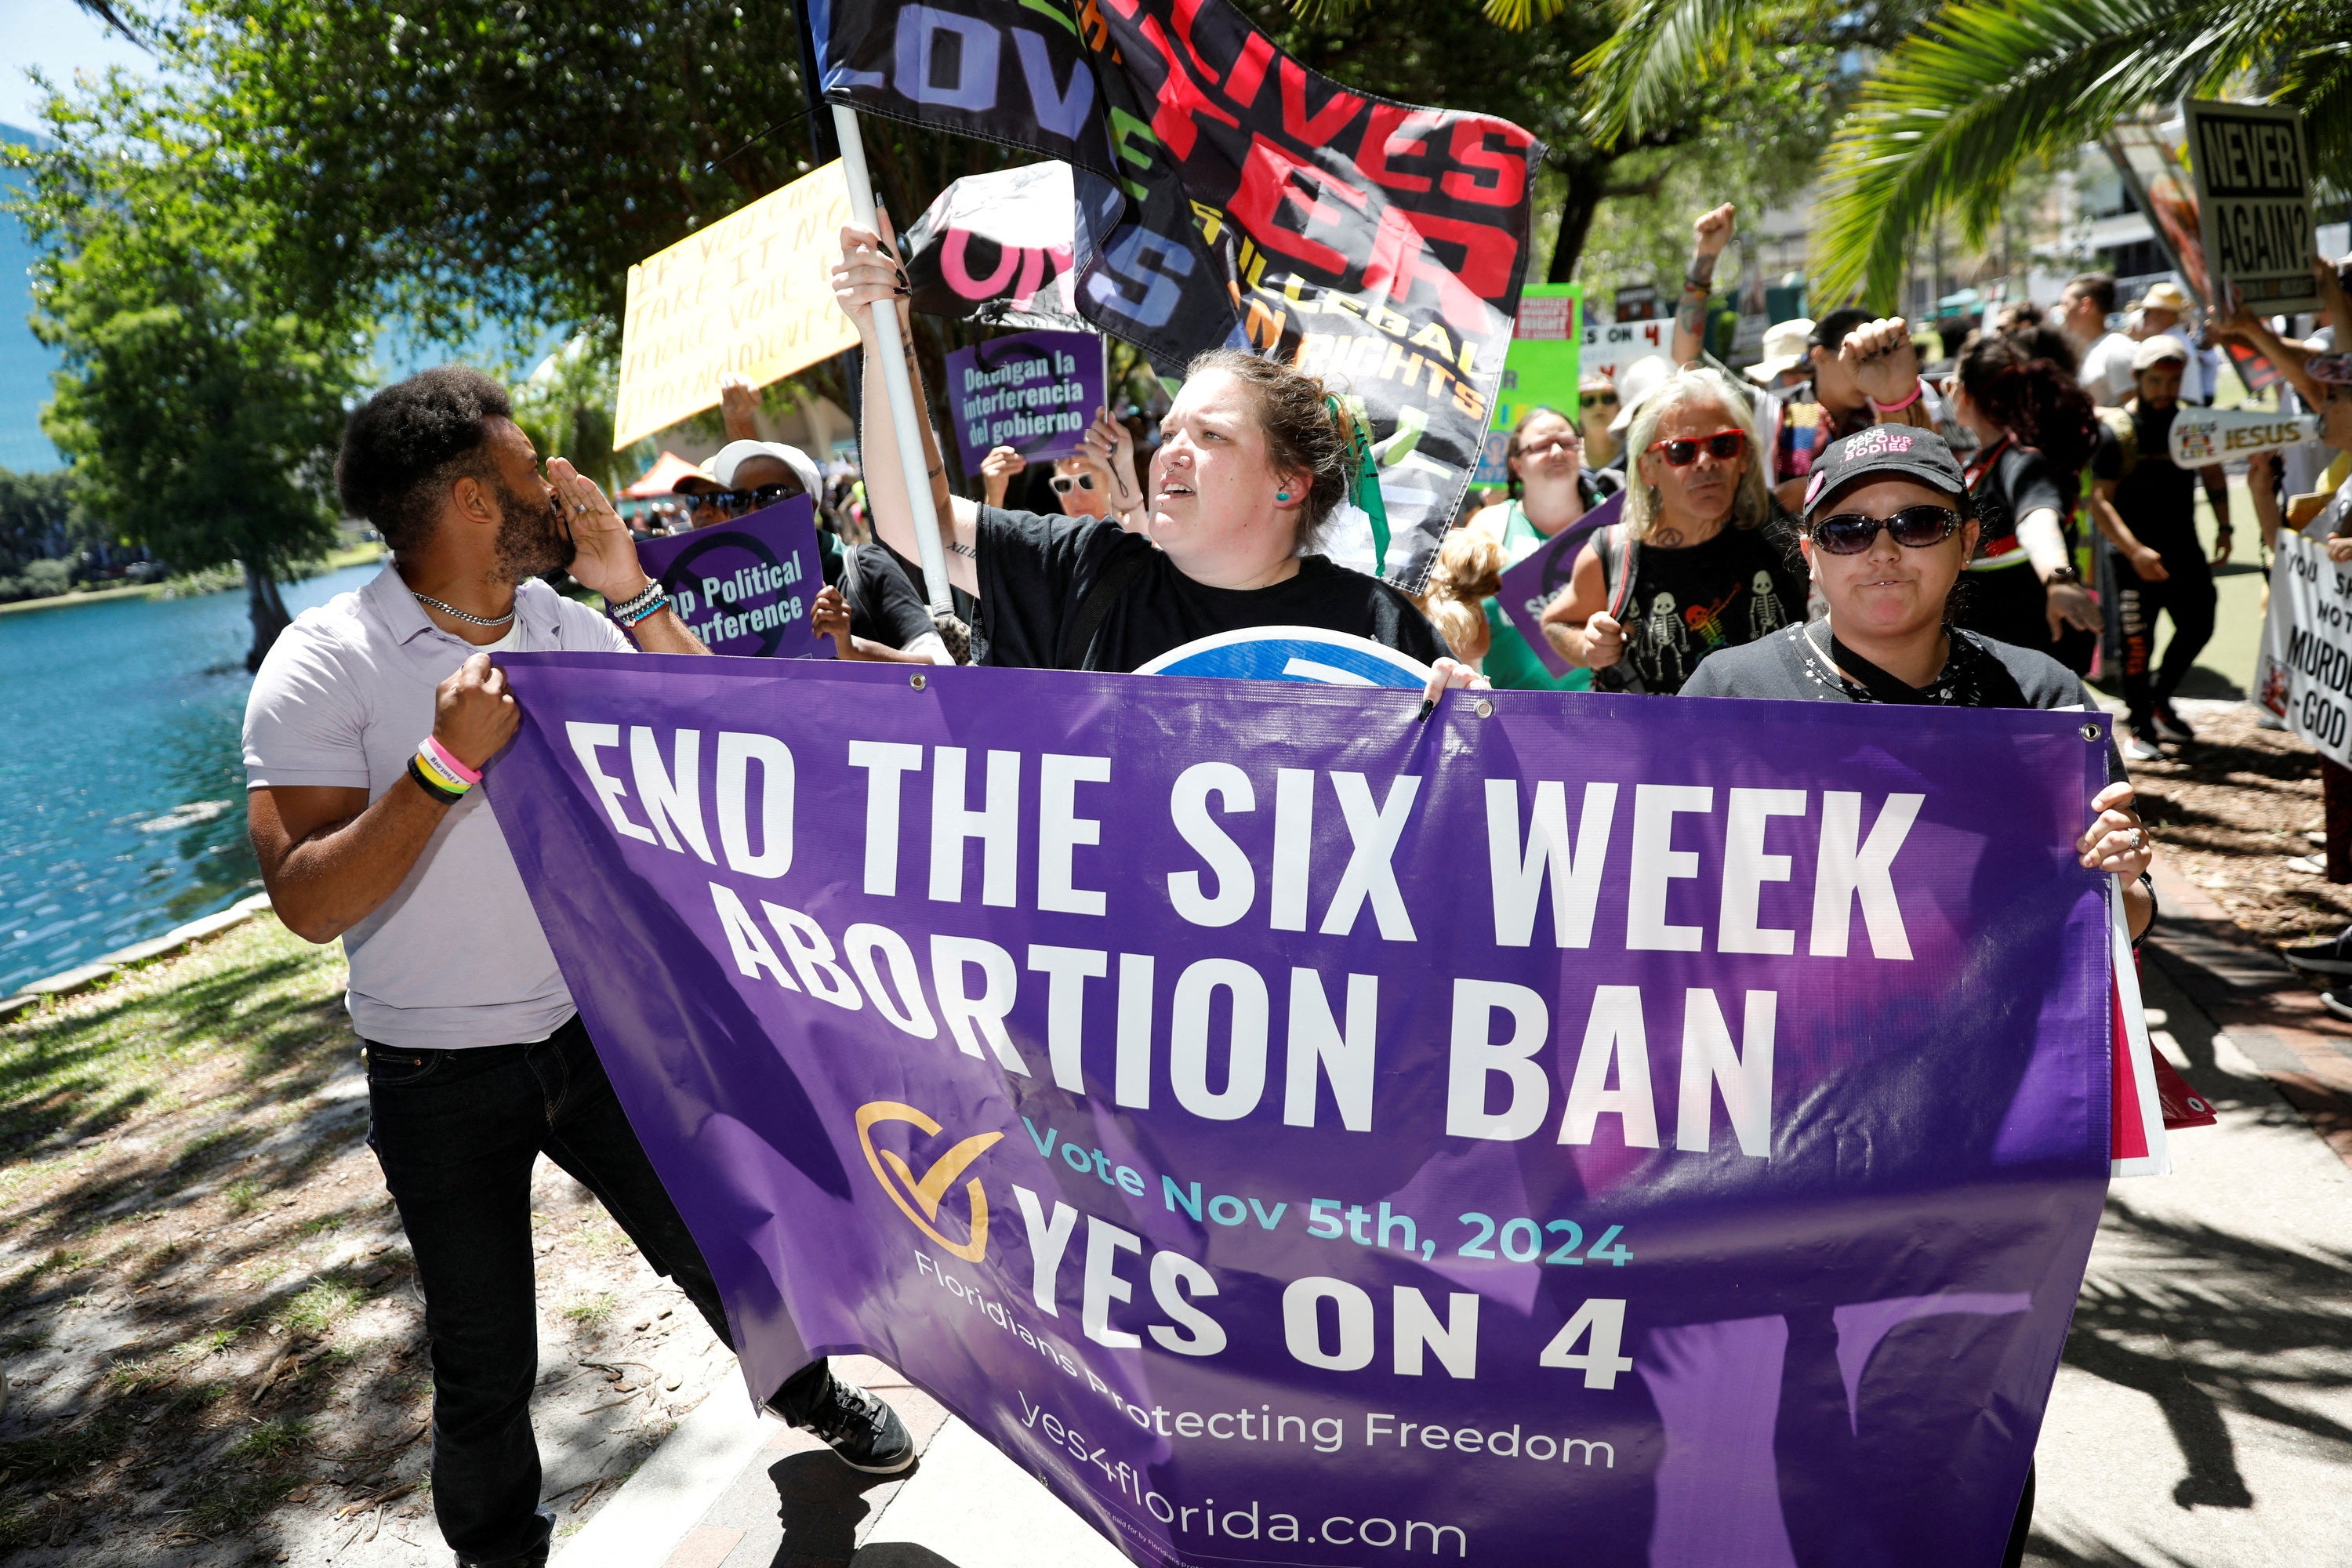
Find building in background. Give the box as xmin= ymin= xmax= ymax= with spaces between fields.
xmin=1 ymin=122 xmax=65 ymax=473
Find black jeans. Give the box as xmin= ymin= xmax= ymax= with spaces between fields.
xmin=2112 ymin=553 xmax=2216 ymax=725
xmin=365 ymin=1016 xmax=782 ymax=1565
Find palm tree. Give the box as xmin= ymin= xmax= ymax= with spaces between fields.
xmin=71 ymin=2 xmax=143 ymax=41
xmin=1577 ymin=0 xmax=2351 ymax=307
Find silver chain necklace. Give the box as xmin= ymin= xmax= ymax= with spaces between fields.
xmin=412 ymin=591 xmax=515 ymax=628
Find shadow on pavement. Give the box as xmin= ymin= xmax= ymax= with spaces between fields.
xmin=2027 ymin=1535 xmax=2207 ymax=1567
xmin=764 ymin=1448 xmax=920 ymax=1567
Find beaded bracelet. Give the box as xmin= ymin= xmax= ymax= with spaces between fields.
xmin=609 ymin=580 xmax=670 ymax=626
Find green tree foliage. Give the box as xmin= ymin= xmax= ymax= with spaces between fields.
xmin=0 ymin=466 xmax=111 ymax=604
xmin=9 ymin=76 xmax=370 ymax=667
xmin=160 ymin=2 xmax=1026 ymax=350
xmin=144 ymin=1 xmax=1040 ymax=479
xmin=510 ymin=337 xmax=626 ymax=496
xmin=0 ymin=468 xmax=82 ymax=563
xmin=1583 ymin=0 xmax=2352 ymax=307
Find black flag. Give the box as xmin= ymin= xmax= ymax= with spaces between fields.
xmin=807 ymin=0 xmax=1542 ymax=590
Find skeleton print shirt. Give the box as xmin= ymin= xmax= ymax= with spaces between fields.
xmin=1596 ymin=521 xmax=1808 ymax=694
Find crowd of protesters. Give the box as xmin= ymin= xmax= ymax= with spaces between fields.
xmin=225 ymin=187 xmax=2352 ymax=1568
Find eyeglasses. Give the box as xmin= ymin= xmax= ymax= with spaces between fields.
xmin=1580 ymin=391 xmax=1619 ymax=409
xmin=1809 ymin=505 xmax=1965 ymax=554
xmin=1515 ymin=434 xmax=1581 ymax=459
xmin=1050 ymin=474 xmax=1098 ymax=495
xmin=1646 ymin=429 xmax=1747 ymax=466
xmin=693 ymin=481 xmax=801 ymax=518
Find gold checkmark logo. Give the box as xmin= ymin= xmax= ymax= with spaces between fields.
xmin=855 ymin=1101 xmax=1004 ymax=1263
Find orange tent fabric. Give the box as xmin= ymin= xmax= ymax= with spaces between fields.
xmin=622 ymin=451 xmax=705 ymax=498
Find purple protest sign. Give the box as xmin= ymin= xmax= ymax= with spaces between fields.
xmin=1494 ymin=492 xmax=1622 ymax=677
xmin=944 ymin=328 xmax=1108 ymax=477
xmin=630 ymin=497 xmax=830 ymax=659
xmin=487 ymin=658 xmax=2114 ymax=1568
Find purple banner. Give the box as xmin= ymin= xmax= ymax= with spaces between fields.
xmin=1494 ymin=493 xmax=1621 ymax=677
xmin=943 ymin=328 xmax=1109 ymax=477
xmin=487 ymin=656 xmax=2113 ymax=1568
xmin=630 ymin=497 xmax=830 ymax=659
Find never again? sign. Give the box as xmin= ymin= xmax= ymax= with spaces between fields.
xmin=486 ymin=659 xmax=2116 ymax=1568
xmin=2185 ymin=99 xmax=2319 ymax=315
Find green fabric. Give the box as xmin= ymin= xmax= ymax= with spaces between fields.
xmin=1481 ymin=501 xmax=1591 ymax=691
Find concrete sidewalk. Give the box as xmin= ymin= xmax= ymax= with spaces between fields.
xmin=551 ymin=1354 xmax=1125 ymax=1568
xmin=554 ymin=866 xmax=2352 ymax=1568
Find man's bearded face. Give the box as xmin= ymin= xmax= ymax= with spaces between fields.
xmin=493 ymin=477 xmax=575 ymax=582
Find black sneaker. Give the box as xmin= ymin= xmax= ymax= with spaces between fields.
xmin=769 ymin=1365 xmax=915 ymax=1474
xmin=456 ymin=1507 xmax=553 ymax=1566
xmin=2151 ymin=704 xmax=2196 ymax=743
xmin=2323 ymin=988 xmax=2352 ymax=1024
xmin=2283 ymin=926 xmax=2352 ymax=978
xmin=2123 ymin=727 xmax=2164 ymax=762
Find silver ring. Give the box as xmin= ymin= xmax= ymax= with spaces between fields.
xmin=2126 ymin=829 xmax=2143 ymax=848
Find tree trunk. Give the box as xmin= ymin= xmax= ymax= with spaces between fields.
xmin=244 ymin=560 xmax=292 ymax=673
xmin=1547 ymin=156 xmax=1613 ymax=285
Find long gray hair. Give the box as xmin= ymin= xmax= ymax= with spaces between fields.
xmin=1621 ymin=365 xmax=1772 ymax=543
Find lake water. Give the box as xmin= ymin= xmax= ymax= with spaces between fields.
xmin=0 ymin=562 xmax=381 ymax=995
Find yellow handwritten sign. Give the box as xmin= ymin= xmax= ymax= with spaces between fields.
xmin=614 ymin=162 xmax=858 ymax=450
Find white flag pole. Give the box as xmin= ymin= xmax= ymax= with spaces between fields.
xmin=832 ymin=103 xmax=966 ymax=646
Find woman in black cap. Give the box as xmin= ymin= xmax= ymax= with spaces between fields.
xmin=1684 ymin=423 xmax=2151 ymax=1568
xmin=1682 ymin=424 xmax=2154 ymax=943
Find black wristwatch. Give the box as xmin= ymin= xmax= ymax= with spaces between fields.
xmin=2044 ymin=564 xmax=2083 ymax=586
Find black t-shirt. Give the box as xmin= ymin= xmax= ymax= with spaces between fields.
xmin=1966 ymin=440 xmax=2070 ymax=557
xmin=1680 ymin=622 xmax=2125 ymax=782
xmin=972 ymin=506 xmax=1447 ymax=672
xmin=822 ymin=540 xmax=936 ymax=651
xmin=1596 ymin=521 xmax=1806 ymax=695
xmin=2096 ymin=404 xmax=2201 ymax=563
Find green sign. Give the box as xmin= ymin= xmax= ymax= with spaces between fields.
xmin=1477 ymin=283 xmax=1581 ymax=484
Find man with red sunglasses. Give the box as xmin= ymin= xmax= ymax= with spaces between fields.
xmin=1538 ymin=365 xmax=1804 ymax=692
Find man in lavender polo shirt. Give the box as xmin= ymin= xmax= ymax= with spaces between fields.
xmin=242 ymin=368 xmax=909 ymax=1568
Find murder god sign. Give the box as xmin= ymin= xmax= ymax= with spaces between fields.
xmin=943 ymin=328 xmax=1109 ymax=475
xmin=486 ymin=659 xmax=2115 ymax=1568
xmin=628 ymin=498 xmax=830 ymax=659
xmin=2184 ymin=99 xmax=2319 ymax=316
xmin=615 ymin=163 xmax=858 ymax=449
xmin=2256 ymin=531 xmax=2352 ymax=766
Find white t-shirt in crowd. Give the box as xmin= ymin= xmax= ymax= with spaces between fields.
xmin=242 ymin=567 xmax=633 ymax=1049
xmin=2078 ymin=332 xmax=2137 ymax=406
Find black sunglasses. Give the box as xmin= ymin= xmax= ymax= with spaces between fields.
xmin=1051 ymin=473 xmax=1098 ymax=494
xmin=695 ymin=481 xmax=800 ymax=517
xmin=1580 ymin=390 xmax=1619 ymax=408
xmin=1809 ymin=505 xmax=1965 ymax=554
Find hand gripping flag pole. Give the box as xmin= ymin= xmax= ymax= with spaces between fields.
xmin=833 ymin=104 xmax=971 ymax=662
